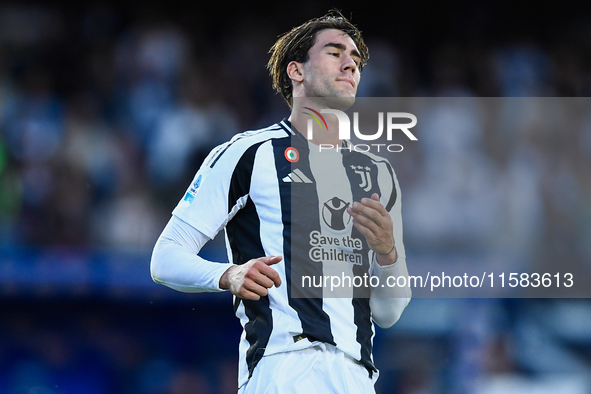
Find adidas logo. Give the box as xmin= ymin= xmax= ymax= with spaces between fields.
xmin=282 ymin=168 xmax=313 ymax=183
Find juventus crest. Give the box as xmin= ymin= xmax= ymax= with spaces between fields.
xmin=351 ymin=165 xmax=372 ymax=192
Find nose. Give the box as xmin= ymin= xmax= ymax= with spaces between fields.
xmin=342 ymin=54 xmax=358 ymax=74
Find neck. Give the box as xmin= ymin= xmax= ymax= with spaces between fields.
xmin=288 ymin=97 xmax=342 ymax=147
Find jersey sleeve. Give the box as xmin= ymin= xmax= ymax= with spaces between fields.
xmin=151 ymin=135 xmax=258 ymax=293
xmin=172 ymin=126 xmax=285 ymax=239
xmin=172 ymin=139 xmax=249 ymax=240
xmin=152 ymin=127 xmax=284 ymax=293
xmin=151 ymin=215 xmax=231 ymax=292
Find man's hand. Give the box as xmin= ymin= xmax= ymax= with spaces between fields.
xmin=219 ymin=256 xmax=282 ymax=300
xmin=347 ymin=193 xmax=397 ymax=266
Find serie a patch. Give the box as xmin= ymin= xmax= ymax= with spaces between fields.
xmin=184 ymin=174 xmax=203 ymax=204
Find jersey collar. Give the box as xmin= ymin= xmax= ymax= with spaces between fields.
xmin=279 ymin=118 xmax=351 ymax=148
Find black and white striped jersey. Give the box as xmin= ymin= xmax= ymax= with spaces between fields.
xmin=172 ymin=119 xmax=406 ymax=388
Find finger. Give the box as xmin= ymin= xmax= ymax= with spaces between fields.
xmin=359 ymin=196 xmax=389 ymax=217
xmin=243 ymin=277 xmax=272 ymax=297
xmin=350 ymin=213 xmax=381 ymax=236
xmin=260 ymin=255 xmax=283 ymax=266
xmin=259 ymin=265 xmax=282 ymax=287
xmin=255 ymin=259 xmax=282 ymax=287
xmin=231 ymin=275 xmax=264 ymax=300
xmin=351 ymin=216 xmax=390 ymax=244
xmin=349 ymin=202 xmax=384 ymax=224
xmin=248 ymin=270 xmax=276 ymax=289
xmin=351 ymin=219 xmax=377 ymax=242
xmin=351 ymin=219 xmax=394 ymax=254
xmin=349 ymin=209 xmax=393 ymax=243
xmin=238 ymin=287 xmax=262 ymax=300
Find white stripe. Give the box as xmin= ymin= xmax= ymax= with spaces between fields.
xmin=280 ymin=120 xmax=296 ymax=135
xmin=249 ymin=141 xmax=304 ymax=353
xmin=307 ymin=146 xmax=360 ymax=360
xmin=236 ymin=301 xmax=250 ymax=387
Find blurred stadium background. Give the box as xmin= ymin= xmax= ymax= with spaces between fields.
xmin=1 ymin=1 xmax=591 ymax=393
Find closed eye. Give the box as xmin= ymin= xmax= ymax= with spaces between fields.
xmin=324 ymin=43 xmax=361 ymax=68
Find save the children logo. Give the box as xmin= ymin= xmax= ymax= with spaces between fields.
xmin=321 ymin=197 xmax=352 ymax=231
xmin=303 ymin=108 xmax=418 ymax=153
xmin=308 ymin=230 xmax=363 ymax=266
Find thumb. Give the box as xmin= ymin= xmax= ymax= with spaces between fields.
xmin=371 ymin=193 xmax=380 ymax=202
xmin=261 ymin=255 xmax=283 ymax=266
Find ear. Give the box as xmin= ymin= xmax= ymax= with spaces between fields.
xmin=287 ymin=61 xmax=304 ymax=84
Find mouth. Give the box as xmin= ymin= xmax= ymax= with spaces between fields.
xmin=336 ymin=77 xmax=356 ymax=89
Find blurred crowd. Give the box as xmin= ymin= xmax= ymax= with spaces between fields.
xmin=1 ymin=2 xmax=591 ymax=394
xmin=0 ymin=4 xmax=590 ymax=257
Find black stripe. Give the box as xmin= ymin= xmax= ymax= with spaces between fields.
xmin=352 ymin=297 xmax=376 ymax=375
xmin=227 ymin=197 xmax=263 ymax=266
xmin=242 ymin=297 xmax=272 ymax=377
xmin=225 ymin=141 xmax=273 ymax=378
xmin=227 ymin=142 xmax=265 ymax=264
xmin=274 ymin=135 xmax=336 ymax=346
xmin=377 ymin=159 xmax=397 ymax=211
xmin=342 ymin=151 xmax=381 ymax=374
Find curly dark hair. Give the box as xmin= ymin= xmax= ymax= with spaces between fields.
xmin=267 ymin=10 xmax=369 ymax=107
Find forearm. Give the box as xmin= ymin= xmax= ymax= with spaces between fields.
xmin=150 ymin=216 xmax=231 ymax=293
xmin=369 ymin=253 xmax=411 ymax=328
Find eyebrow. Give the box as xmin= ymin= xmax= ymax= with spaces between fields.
xmin=323 ymin=42 xmax=361 ymax=61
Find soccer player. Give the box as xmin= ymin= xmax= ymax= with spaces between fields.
xmin=151 ymin=10 xmax=411 ymax=393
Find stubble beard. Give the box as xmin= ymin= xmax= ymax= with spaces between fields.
xmin=309 ymin=81 xmax=356 ymax=111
